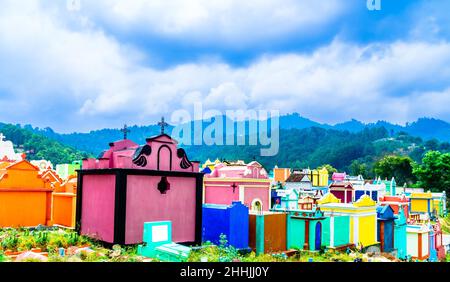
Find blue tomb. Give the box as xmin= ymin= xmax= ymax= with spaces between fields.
xmin=202 ymin=201 xmax=249 ymax=249
xmin=377 ymin=205 xmax=396 ymax=253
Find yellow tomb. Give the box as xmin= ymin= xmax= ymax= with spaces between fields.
xmin=318 ymin=193 xmax=378 ymax=248
xmin=311 ymin=167 xmax=329 ymax=187
xmin=410 ymin=192 xmax=433 ymax=216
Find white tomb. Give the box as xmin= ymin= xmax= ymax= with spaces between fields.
xmin=0 ymin=133 xmax=23 ymax=161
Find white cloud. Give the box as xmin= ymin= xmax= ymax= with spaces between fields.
xmin=78 ymin=0 xmax=350 ymax=46
xmin=1 ymin=1 xmax=450 ymax=133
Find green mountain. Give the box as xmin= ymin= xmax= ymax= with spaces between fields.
xmin=0 ymin=123 xmax=91 ymax=165
xmin=2 ymin=114 xmax=450 ymax=173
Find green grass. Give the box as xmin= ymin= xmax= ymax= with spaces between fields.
xmin=1 ymin=229 xmax=448 ymax=262
xmin=0 ymin=228 xmax=145 ymax=262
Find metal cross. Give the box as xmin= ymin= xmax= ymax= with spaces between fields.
xmin=158 ymin=117 xmax=168 ymax=134
xmin=121 ymin=124 xmax=130 ymax=140
xmin=231 ymin=182 xmax=237 ymax=193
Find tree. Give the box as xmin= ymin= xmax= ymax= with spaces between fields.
xmin=439 ymin=142 xmax=450 ymax=152
xmin=425 ymin=139 xmax=440 ymax=151
xmin=319 ymin=164 xmax=338 ymax=174
xmin=349 ymin=160 xmax=368 ymax=178
xmin=373 ymin=155 xmax=416 ymax=186
xmin=413 ymin=151 xmax=450 ymax=194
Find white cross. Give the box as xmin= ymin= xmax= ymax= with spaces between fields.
xmin=0 ymin=133 xmax=5 ymax=142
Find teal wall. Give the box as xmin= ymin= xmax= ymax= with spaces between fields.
xmin=394 ymin=224 xmax=407 ymax=259
xmin=255 ymin=215 xmax=265 ymax=255
xmin=322 ymin=216 xmax=350 ymax=248
xmin=288 ymin=218 xmax=305 ymax=250
xmin=287 ymin=217 xmax=323 ymax=251
xmin=322 ymin=218 xmax=331 ymax=247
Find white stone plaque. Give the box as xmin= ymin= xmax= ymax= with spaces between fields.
xmin=152 ymin=225 xmax=169 ymax=243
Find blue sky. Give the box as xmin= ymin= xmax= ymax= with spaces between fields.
xmin=1 ymin=0 xmax=450 ymax=133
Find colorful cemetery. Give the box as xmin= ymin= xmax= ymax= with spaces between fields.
xmin=379 ymin=195 xmax=410 ymax=219
xmin=394 ymin=207 xmax=408 ymax=260
xmin=317 ymin=193 xmax=378 ymax=250
xmin=273 ymin=166 xmax=291 ymax=184
xmin=52 ymin=174 xmax=78 ymax=228
xmin=331 ymin=172 xmax=346 ymax=182
xmin=377 ymin=205 xmax=396 ymax=253
xmin=200 ymin=158 xmax=221 ymax=174
xmin=203 ymin=160 xmax=271 ymax=212
xmin=431 ymin=192 xmax=447 ymax=217
xmin=311 ymin=167 xmax=329 ymax=187
xmin=406 ymin=224 xmax=430 ymax=260
xmin=298 ymin=196 xmax=316 ymax=210
xmin=275 ymin=186 xmax=322 ymax=211
xmin=30 ymin=159 xmax=53 ymax=172
xmin=329 ymin=182 xmax=353 ymax=204
xmin=409 ymin=192 xmax=434 ymax=220
xmin=76 ymin=125 xmax=203 ymax=245
xmin=276 ymin=188 xmax=299 ymax=210
xmin=1 ymin=131 xmax=449 ymax=263
xmin=137 ymin=221 xmax=191 ymax=262
xmin=277 ymin=193 xmax=352 ymax=253
xmin=202 ymin=201 xmax=249 ymax=250
xmin=345 ymin=175 xmax=365 ymax=190
xmin=398 ymin=186 xmax=424 ymax=196
xmin=0 ymin=160 xmax=53 ymax=227
xmin=374 ymin=177 xmax=396 ymax=196
xmin=354 ymin=182 xmax=385 ymax=202
xmin=283 ymin=170 xmax=326 ymax=203
xmin=284 ymin=208 xmax=326 ymax=251
xmin=56 ymin=161 xmax=82 ymax=180
xmin=433 ymin=222 xmax=446 ymax=260
xmin=284 ymin=171 xmax=312 ymax=192
xmin=0 ymin=133 xmax=24 ymax=162
xmin=249 ymin=212 xmax=287 ymax=254
xmin=314 ymin=194 xmax=352 ymax=250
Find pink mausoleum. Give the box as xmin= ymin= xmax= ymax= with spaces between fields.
xmin=76 ymin=123 xmax=202 ymax=245
xmin=203 ymin=160 xmax=271 ymax=211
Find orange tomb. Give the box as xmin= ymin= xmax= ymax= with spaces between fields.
xmin=52 ymin=174 xmax=77 ymax=228
xmin=0 ymin=160 xmax=54 ymax=227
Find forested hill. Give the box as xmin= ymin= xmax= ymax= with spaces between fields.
xmin=182 ymin=127 xmax=450 ymax=177
xmin=24 ymin=114 xmax=450 ymax=154
xmin=3 ymin=120 xmax=449 ymax=176
xmin=0 ymin=123 xmax=91 ymax=164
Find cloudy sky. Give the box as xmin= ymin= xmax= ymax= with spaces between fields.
xmin=1 ymin=0 xmax=450 ymax=133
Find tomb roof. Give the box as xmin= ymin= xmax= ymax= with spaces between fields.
xmin=329 ymin=182 xmax=353 ymax=189
xmin=285 ymin=173 xmax=310 ymax=183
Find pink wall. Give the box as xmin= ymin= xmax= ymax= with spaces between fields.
xmin=125 ymin=175 xmax=197 ymax=244
xmin=207 ymin=161 xmax=268 ymax=179
xmin=243 ymin=186 xmax=270 ymax=211
xmin=204 ymin=185 xmax=240 ymax=205
xmin=80 ymin=175 xmax=116 ymax=243
xmin=204 ymin=180 xmax=270 ymax=211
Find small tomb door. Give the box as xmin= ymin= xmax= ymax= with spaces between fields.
xmin=157 ymin=145 xmax=172 ymax=171
xmin=315 ymin=222 xmax=322 ymax=250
